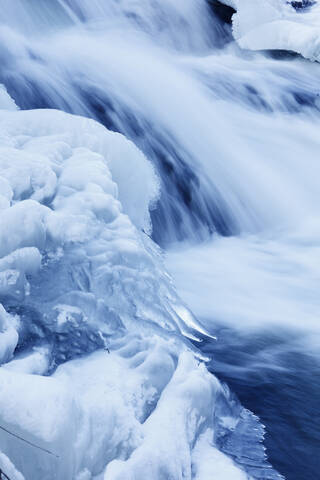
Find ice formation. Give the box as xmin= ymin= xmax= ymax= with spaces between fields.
xmin=220 ymin=0 xmax=320 ymax=61
xmin=0 ymin=98 xmax=270 ymax=479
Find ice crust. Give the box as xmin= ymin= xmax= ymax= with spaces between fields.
xmin=0 ymin=106 xmax=254 ymax=479
xmin=221 ymin=0 xmax=320 ymax=62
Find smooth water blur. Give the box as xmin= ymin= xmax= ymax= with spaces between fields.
xmin=203 ymin=330 xmax=320 ymax=480
xmin=166 ymin=232 xmax=320 ymax=480
xmin=0 ymin=1 xmax=320 ymax=478
xmin=167 ymin=229 xmax=320 ymax=334
xmin=1 ymin=1 xmax=320 ymax=245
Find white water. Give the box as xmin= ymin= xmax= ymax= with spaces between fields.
xmin=167 ymin=228 xmax=320 ymax=344
xmin=0 ymin=1 xmax=319 ymax=479
xmin=2 ymin=0 xmax=320 ymax=245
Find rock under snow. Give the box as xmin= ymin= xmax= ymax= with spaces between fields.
xmin=0 ymin=107 xmax=254 ymax=479
xmin=220 ymin=0 xmax=320 ymax=62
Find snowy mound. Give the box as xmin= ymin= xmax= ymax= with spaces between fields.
xmin=220 ymin=0 xmax=320 ymax=61
xmin=0 ymin=107 xmax=265 ymax=479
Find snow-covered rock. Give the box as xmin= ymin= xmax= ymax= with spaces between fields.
xmin=0 ymin=107 xmax=255 ymax=479
xmin=220 ymin=0 xmax=320 ymax=62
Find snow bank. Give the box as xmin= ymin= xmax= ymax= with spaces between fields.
xmin=0 ymin=347 xmax=249 ymax=479
xmin=220 ymin=0 xmax=320 ymax=62
xmin=104 ymin=352 xmax=249 ymax=480
xmin=0 ymin=108 xmax=254 ymax=479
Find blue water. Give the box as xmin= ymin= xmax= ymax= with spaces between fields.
xmin=199 ymin=328 xmax=320 ymax=480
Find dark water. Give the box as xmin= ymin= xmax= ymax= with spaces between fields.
xmin=200 ymin=328 xmax=320 ymax=480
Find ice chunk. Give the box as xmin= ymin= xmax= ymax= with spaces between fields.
xmin=220 ymin=0 xmax=320 ymax=62
xmin=192 ymin=430 xmax=247 ymax=480
xmin=0 ymin=109 xmax=159 ymax=233
xmin=104 ymin=352 xmax=224 ymax=479
xmin=0 ymin=107 xmax=275 ymax=480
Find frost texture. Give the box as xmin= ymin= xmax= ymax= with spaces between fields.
xmin=221 ymin=0 xmax=320 ymax=62
xmin=0 ymin=107 xmax=259 ymax=479
xmin=0 ymin=107 xmax=186 ymax=371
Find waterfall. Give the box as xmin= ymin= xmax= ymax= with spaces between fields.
xmin=1 ymin=1 xmax=320 ymax=246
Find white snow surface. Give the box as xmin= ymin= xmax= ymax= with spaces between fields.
xmin=221 ymin=0 xmax=320 ymax=62
xmin=0 ymin=107 xmax=248 ymax=479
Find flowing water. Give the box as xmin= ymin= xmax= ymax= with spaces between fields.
xmin=0 ymin=1 xmax=319 ymax=479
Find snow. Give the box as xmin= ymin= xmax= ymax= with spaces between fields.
xmin=104 ymin=352 xmax=221 ymax=479
xmin=192 ymin=430 xmax=247 ymax=480
xmin=0 ymin=106 xmax=251 ymax=479
xmin=220 ymin=0 xmax=320 ymax=62
xmin=0 ymin=346 xmax=249 ymax=479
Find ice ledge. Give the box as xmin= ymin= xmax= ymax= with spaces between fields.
xmin=219 ymin=0 xmax=320 ymax=62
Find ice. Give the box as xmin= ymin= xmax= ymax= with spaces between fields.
xmin=0 ymin=344 xmax=254 ymax=479
xmin=220 ymin=0 xmax=320 ymax=61
xmin=0 ymin=108 xmax=172 ymax=368
xmin=0 ymin=107 xmax=255 ymax=479
xmin=0 ymin=451 xmax=25 ymax=480
xmin=2 ymin=346 xmax=50 ymax=375
xmin=104 ymin=352 xmax=221 ymax=479
xmin=192 ymin=430 xmax=247 ymax=480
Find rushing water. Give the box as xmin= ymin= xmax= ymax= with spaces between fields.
xmin=166 ymin=234 xmax=320 ymax=480
xmin=0 ymin=1 xmax=319 ymax=479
